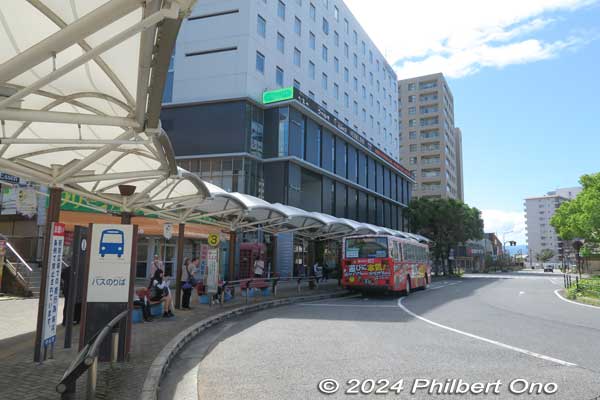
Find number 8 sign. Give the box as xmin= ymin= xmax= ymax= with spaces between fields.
xmin=208 ymin=234 xmax=219 ymax=247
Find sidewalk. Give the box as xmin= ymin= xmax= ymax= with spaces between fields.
xmin=0 ymin=280 xmax=344 ymax=400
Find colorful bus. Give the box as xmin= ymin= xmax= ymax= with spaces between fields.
xmin=342 ymin=234 xmax=431 ymax=294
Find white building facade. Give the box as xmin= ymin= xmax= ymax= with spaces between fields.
xmin=164 ymin=0 xmax=400 ymax=160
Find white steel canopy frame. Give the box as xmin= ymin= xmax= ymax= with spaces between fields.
xmin=0 ymin=0 xmax=205 ymax=213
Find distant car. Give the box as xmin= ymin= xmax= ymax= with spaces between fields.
xmin=543 ymin=264 xmax=554 ymax=273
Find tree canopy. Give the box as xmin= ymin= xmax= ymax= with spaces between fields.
xmin=551 ymin=172 xmax=600 ymax=243
xmin=407 ymin=197 xmax=484 ymax=271
xmin=536 ymin=249 xmax=555 ymax=265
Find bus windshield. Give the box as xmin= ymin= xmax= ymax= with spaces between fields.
xmin=345 ymin=237 xmax=388 ymax=259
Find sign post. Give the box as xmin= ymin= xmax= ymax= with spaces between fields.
xmin=206 ymin=234 xmax=220 ymax=296
xmin=0 ymin=239 xmax=6 ymax=293
xmin=41 ymin=222 xmax=65 ymax=359
xmin=79 ymin=223 xmax=136 ymax=362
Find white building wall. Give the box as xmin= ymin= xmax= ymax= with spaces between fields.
xmin=169 ymin=0 xmax=400 ymax=160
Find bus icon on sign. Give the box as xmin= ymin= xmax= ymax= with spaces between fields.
xmin=99 ymin=229 xmax=125 ymax=258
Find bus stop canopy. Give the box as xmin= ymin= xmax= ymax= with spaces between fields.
xmin=0 ymin=0 xmax=204 ymax=213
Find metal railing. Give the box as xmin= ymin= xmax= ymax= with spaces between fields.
xmin=56 ymin=310 xmax=128 ymax=400
xmin=2 ymin=238 xmax=34 ymax=292
xmin=205 ymin=275 xmax=333 ymax=305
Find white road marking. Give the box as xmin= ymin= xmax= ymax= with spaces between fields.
xmin=554 ymin=289 xmax=600 ymax=310
xmin=397 ymin=298 xmax=577 ymax=367
xmin=429 ymin=282 xmax=461 ymax=290
xmin=549 ymin=278 xmax=560 ymax=285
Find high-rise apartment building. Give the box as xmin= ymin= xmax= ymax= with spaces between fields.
xmin=524 ymin=187 xmax=581 ymax=264
xmin=397 ymin=73 xmax=464 ymax=200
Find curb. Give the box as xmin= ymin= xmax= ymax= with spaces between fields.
xmin=139 ymin=290 xmax=349 ymax=400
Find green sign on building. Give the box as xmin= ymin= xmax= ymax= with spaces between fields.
xmin=263 ymin=86 xmax=294 ymax=104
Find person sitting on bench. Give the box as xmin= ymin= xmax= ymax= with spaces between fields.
xmin=149 ymin=269 xmax=174 ymax=318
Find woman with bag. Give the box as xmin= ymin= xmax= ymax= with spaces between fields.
xmin=181 ymin=257 xmax=199 ymax=309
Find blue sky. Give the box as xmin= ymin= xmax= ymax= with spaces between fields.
xmin=346 ymin=0 xmax=600 ymax=244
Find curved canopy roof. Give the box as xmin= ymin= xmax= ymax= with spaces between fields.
xmin=0 ymin=0 xmax=205 ymax=213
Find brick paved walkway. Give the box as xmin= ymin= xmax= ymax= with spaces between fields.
xmin=0 ymin=281 xmax=343 ymax=400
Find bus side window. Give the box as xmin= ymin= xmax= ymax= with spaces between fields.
xmin=394 ymin=242 xmax=401 ymax=262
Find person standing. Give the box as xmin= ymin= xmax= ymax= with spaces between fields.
xmin=253 ymin=255 xmax=264 ymax=278
xmin=181 ymin=257 xmax=199 ymax=309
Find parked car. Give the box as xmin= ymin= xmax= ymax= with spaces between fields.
xmin=543 ymin=263 xmax=555 ymax=273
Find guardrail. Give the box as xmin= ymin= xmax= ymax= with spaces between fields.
xmin=56 ymin=310 xmax=128 ymax=400
xmin=206 ymin=275 xmax=332 ymax=305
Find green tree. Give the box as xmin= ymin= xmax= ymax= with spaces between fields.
xmin=535 ymin=249 xmax=555 ymax=269
xmin=551 ymin=172 xmax=600 ymax=243
xmin=408 ymin=198 xmax=484 ymax=275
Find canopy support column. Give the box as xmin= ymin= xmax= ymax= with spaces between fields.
xmin=34 ymin=186 xmax=62 ymax=362
xmin=175 ymin=223 xmax=185 ymax=309
xmin=228 ymin=231 xmax=237 ymax=281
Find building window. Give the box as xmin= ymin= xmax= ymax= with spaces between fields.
xmin=334 ymin=57 xmax=339 ymax=73
xmin=308 ymin=61 xmax=315 ymax=79
xmin=409 ymin=131 xmax=417 ymax=139
xmin=334 ymin=5 xmax=339 ymax=20
xmin=353 ymin=100 xmax=358 ymax=115
xmin=293 ymin=47 xmax=301 ymax=67
xmin=408 ymin=107 xmax=416 ymax=115
xmin=294 ymin=16 xmax=302 ymax=36
xmin=255 ymin=51 xmax=265 ymax=74
xmin=408 ymin=95 xmax=416 ymax=103
xmin=334 ymin=31 xmax=339 ymax=47
xmin=276 ymin=66 xmax=284 ymax=86
xmin=344 ymin=18 xmax=349 ymax=34
xmin=322 ymin=18 xmax=329 ymax=35
xmin=408 ymin=82 xmax=416 ymax=91
xmin=257 ymin=15 xmax=266 ymax=38
xmin=322 ymin=45 xmax=328 ymax=62
xmin=333 ymin=83 xmax=339 ymax=99
xmin=294 ymin=79 xmax=301 ymax=89
xmin=309 ymin=31 xmax=316 ymax=49
xmin=277 ymin=0 xmax=286 ymax=20
xmin=344 ymin=43 xmax=349 ymax=58
xmin=309 ymin=2 xmax=317 ymax=20
xmin=344 ymin=92 xmax=349 ymax=108
xmin=322 ymin=73 xmax=328 ymax=90
xmin=277 ymin=32 xmax=285 ymax=53
xmin=344 ymin=67 xmax=349 ymax=82
xmin=309 ymin=91 xmax=315 ymax=100
xmin=353 ymin=77 xmax=358 ymax=91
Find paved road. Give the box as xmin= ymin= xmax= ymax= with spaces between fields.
xmin=159 ymin=273 xmax=600 ymax=400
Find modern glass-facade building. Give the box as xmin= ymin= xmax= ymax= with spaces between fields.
xmin=162 ymin=86 xmax=414 ymax=231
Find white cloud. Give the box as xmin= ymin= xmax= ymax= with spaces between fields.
xmin=481 ymin=209 xmax=527 ymax=245
xmin=344 ymin=0 xmax=596 ymax=78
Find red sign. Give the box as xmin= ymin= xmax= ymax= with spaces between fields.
xmin=52 ymin=222 xmax=65 ymax=237
xmin=64 ymin=231 xmax=74 ymax=247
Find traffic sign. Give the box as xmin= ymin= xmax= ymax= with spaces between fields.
xmin=208 ymin=233 xmax=219 ymax=247
xmin=163 ymin=223 xmax=173 ymax=240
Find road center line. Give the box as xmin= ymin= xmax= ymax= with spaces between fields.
xmin=554 ymin=289 xmax=600 ymax=310
xmin=397 ymin=298 xmax=577 ymax=367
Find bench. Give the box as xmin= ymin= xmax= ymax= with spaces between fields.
xmin=240 ymin=279 xmax=270 ymax=297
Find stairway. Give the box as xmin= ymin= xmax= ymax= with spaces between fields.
xmin=28 ymin=264 xmax=41 ymax=297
